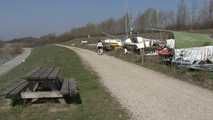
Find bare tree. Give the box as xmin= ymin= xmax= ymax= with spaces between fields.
xmin=54 ymin=0 xmax=213 ymax=40
xmin=176 ymin=0 xmax=190 ymax=29
xmin=159 ymin=10 xmax=176 ymax=28
xmin=134 ymin=8 xmax=160 ymax=31
xmin=196 ymin=0 xmax=210 ymax=28
xmin=190 ymin=0 xmax=198 ymax=29
xmin=208 ymin=0 xmax=213 ymax=26
xmin=99 ymin=18 xmax=115 ymax=33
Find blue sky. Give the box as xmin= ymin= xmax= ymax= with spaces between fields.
xmin=0 ymin=0 xmax=201 ymax=40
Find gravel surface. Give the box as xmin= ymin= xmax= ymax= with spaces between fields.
xmin=0 ymin=48 xmax=31 ymax=76
xmin=58 ymin=45 xmax=213 ymax=120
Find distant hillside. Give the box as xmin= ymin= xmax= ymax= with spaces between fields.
xmin=7 ymin=37 xmax=39 ymax=43
xmin=6 ymin=37 xmax=40 ymax=47
xmin=6 ymin=36 xmax=70 ymax=47
xmin=0 ymin=40 xmax=6 ymax=47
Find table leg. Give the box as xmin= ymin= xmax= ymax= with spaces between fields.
xmin=30 ymin=82 xmax=40 ymax=103
xmin=33 ymin=83 xmax=39 ymax=91
xmin=58 ymin=98 xmax=66 ymax=104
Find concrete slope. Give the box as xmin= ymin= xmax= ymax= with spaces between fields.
xmin=0 ymin=48 xmax=31 ymax=76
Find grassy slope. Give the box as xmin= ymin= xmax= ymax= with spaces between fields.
xmin=0 ymin=46 xmax=129 ymax=120
xmin=189 ymin=29 xmax=213 ymax=34
xmin=174 ymin=31 xmax=213 ymax=80
xmin=174 ymin=31 xmax=213 ymax=48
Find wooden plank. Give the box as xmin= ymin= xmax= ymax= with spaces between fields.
xmin=58 ymin=98 xmax=66 ymax=104
xmin=9 ymin=82 xmax=29 ymax=96
xmin=49 ymin=82 xmax=60 ymax=91
xmin=60 ymin=80 xmax=69 ymax=95
xmin=60 ymin=80 xmax=78 ymax=97
xmin=55 ymin=79 xmax=63 ymax=89
xmin=30 ymin=67 xmax=48 ymax=80
xmin=25 ymin=67 xmax=41 ymax=79
xmin=32 ymin=83 xmax=39 ymax=91
xmin=39 ymin=67 xmax=55 ymax=80
xmin=48 ymin=67 xmax=60 ymax=80
xmin=21 ymin=91 xmax=63 ymax=99
xmin=6 ymin=80 xmax=26 ymax=94
xmin=6 ymin=80 xmax=29 ymax=97
xmin=31 ymin=98 xmax=39 ymax=103
xmin=68 ymin=80 xmax=78 ymax=96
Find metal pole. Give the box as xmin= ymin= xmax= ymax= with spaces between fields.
xmin=124 ymin=0 xmax=129 ymax=36
xmin=141 ymin=48 xmax=145 ymax=65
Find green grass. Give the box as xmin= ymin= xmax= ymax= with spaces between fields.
xmin=174 ymin=31 xmax=213 ymax=48
xmin=0 ymin=46 xmax=129 ymax=120
xmin=189 ymin=29 xmax=213 ymax=34
xmin=174 ymin=31 xmax=213 ymax=80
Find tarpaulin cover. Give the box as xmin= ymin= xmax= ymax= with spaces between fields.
xmin=166 ymin=39 xmax=175 ymax=49
xmin=174 ymin=46 xmax=213 ymax=64
xmin=157 ymin=48 xmax=174 ymax=57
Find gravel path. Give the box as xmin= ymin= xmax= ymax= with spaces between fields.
xmin=0 ymin=48 xmax=31 ymax=76
xmin=58 ymin=45 xmax=213 ymax=120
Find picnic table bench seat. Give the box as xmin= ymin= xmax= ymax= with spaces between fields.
xmin=6 ymin=80 xmax=29 ymax=98
xmin=60 ymin=80 xmax=78 ymax=97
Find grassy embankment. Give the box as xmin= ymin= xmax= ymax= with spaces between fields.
xmin=0 ymin=46 xmax=129 ymax=120
xmin=174 ymin=31 xmax=213 ymax=48
xmin=174 ymin=31 xmax=213 ymax=83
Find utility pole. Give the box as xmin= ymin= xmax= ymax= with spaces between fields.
xmin=125 ymin=0 xmax=129 ymax=36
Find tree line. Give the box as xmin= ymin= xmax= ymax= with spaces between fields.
xmin=60 ymin=0 xmax=213 ymax=38
xmin=8 ymin=0 xmax=213 ymax=46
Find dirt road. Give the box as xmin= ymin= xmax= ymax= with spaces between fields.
xmin=58 ymin=45 xmax=213 ymax=120
xmin=0 ymin=48 xmax=31 ymax=76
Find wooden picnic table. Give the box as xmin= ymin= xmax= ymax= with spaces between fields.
xmin=5 ymin=67 xmax=78 ymax=104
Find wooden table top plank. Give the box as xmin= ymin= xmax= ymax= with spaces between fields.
xmin=30 ymin=67 xmax=48 ymax=80
xmin=25 ymin=67 xmax=41 ymax=79
xmin=25 ymin=67 xmax=61 ymax=81
xmin=48 ymin=67 xmax=60 ymax=80
xmin=39 ymin=67 xmax=55 ymax=80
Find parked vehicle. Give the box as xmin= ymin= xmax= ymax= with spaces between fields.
xmin=104 ymin=39 xmax=122 ymax=50
xmin=123 ymin=36 xmax=144 ymax=52
xmin=123 ymin=36 xmax=158 ymax=54
xmin=81 ymin=40 xmax=88 ymax=44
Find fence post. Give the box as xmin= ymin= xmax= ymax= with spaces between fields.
xmin=141 ymin=48 xmax=145 ymax=65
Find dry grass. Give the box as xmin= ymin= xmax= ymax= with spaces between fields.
xmin=0 ymin=43 xmax=23 ymax=56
